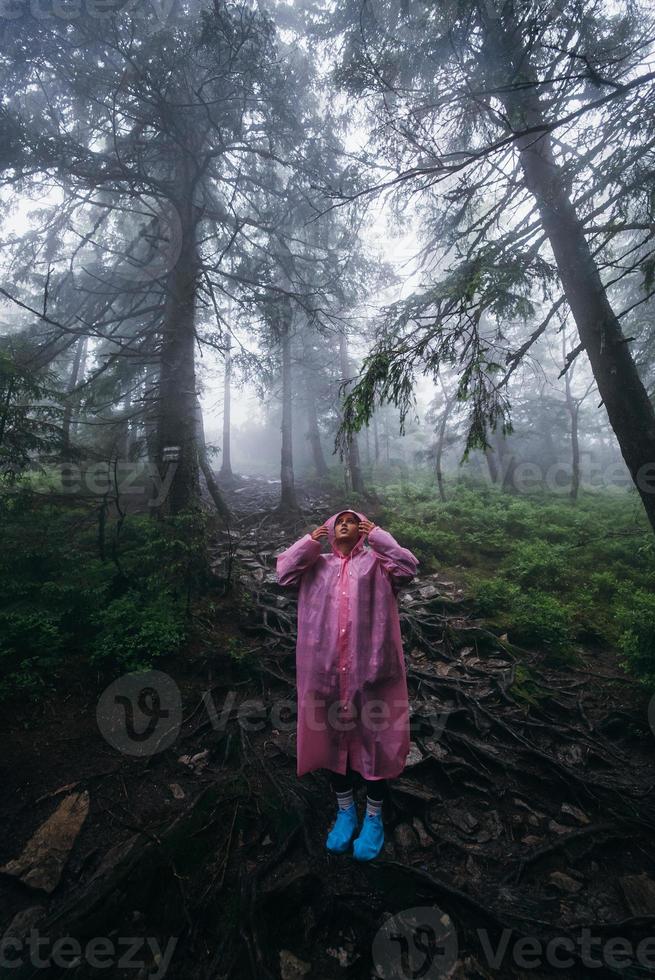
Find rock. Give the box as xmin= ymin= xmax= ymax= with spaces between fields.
xmin=0 ymin=791 xmax=90 ymax=893
xmin=485 ymin=810 xmax=503 ymax=840
xmin=1 ymin=906 xmax=46 ymax=945
xmin=548 ymin=872 xmax=583 ymax=894
xmin=418 ymin=585 xmax=441 ymax=600
xmin=411 ymin=818 xmax=433 ymax=848
xmin=560 ymin=803 xmax=590 ymax=825
xmin=326 ymin=942 xmax=360 ymax=968
xmin=466 ymin=855 xmax=480 ymax=880
xmin=177 ymin=749 xmax=210 ymax=773
xmin=548 ymin=820 xmax=571 ymax=835
xmin=405 ymin=742 xmax=424 ymax=767
xmin=262 ymin=834 xmax=272 ymax=846
xmin=391 ymin=780 xmax=436 ymax=802
xmin=512 ymin=798 xmax=545 ymax=819
xmin=448 ymin=808 xmax=479 ymax=834
xmin=619 ymin=873 xmax=655 ymax=916
xmin=423 ymin=739 xmax=448 ymax=759
xmin=558 ymin=745 xmax=585 ymax=766
xmin=394 ymin=823 xmax=419 ymax=851
xmin=279 ymin=950 xmax=311 ymax=980
xmin=521 ymin=835 xmax=543 ymax=846
xmin=168 ymin=783 xmax=185 ymax=800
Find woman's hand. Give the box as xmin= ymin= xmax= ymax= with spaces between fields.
xmin=359 ymin=519 xmax=378 ymax=536
xmin=311 ymin=524 xmax=329 ymax=541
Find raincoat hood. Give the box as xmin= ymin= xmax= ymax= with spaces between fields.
xmin=326 ymin=508 xmax=369 ymax=557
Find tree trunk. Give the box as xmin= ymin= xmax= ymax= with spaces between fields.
xmin=497 ymin=432 xmax=517 ymax=494
xmin=118 ymin=389 xmax=134 ymax=461
xmin=219 ymin=330 xmax=234 ymax=482
xmin=384 ymin=409 xmax=390 ymax=465
xmin=302 ymin=338 xmax=329 ymax=479
xmin=484 ymin=10 xmax=655 ymax=532
xmin=61 ymin=335 xmax=88 ymax=455
xmin=373 ymin=410 xmax=380 ymax=463
xmin=570 ymin=404 xmax=580 ymax=502
xmin=155 ymin=184 xmax=201 ymax=517
xmin=435 ymin=394 xmax=456 ymax=502
xmin=562 ymin=332 xmax=581 ymax=502
xmin=279 ymin=304 xmax=300 ymax=512
xmin=485 ymin=446 xmax=499 ymax=485
xmin=195 ymin=395 xmax=231 ymax=521
xmin=339 ymin=330 xmax=366 ymax=495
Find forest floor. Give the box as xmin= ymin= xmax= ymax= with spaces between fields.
xmin=1 ymin=474 xmax=655 ymax=980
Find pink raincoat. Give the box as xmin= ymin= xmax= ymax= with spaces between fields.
xmin=276 ymin=508 xmax=420 ymax=781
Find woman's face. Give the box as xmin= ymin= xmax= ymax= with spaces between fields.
xmin=335 ymin=512 xmax=360 ymax=545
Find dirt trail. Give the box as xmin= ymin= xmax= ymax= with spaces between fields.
xmin=1 ymin=475 xmax=655 ymax=980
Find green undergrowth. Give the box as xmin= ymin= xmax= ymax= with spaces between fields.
xmin=377 ymin=477 xmax=655 ymax=685
xmin=0 ymin=486 xmax=217 ymax=704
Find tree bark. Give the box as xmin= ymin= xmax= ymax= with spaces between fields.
xmin=219 ymin=329 xmax=234 ymax=482
xmin=61 ymin=335 xmax=87 ymax=455
xmin=155 ymin=172 xmax=201 ymax=517
xmin=498 ymin=432 xmax=517 ymax=494
xmin=302 ymin=334 xmax=329 ymax=479
xmin=562 ymin=332 xmax=581 ymax=502
xmin=279 ymin=303 xmax=300 ymax=512
xmin=484 ymin=446 xmax=499 ymax=485
xmin=483 ymin=9 xmax=655 ymax=531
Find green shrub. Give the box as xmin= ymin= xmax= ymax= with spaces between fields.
xmin=376 ymin=477 xmax=655 ymax=674
xmin=0 ymin=492 xmax=211 ymax=701
xmin=384 ymin=519 xmax=458 ymax=566
xmin=506 ymin=541 xmax=572 ymax=591
xmin=89 ymin=591 xmax=188 ymax=672
xmin=615 ymin=588 xmax=655 ymax=685
xmin=510 ymin=591 xmax=573 ymax=650
xmin=471 ymin=577 xmax=521 ymax=615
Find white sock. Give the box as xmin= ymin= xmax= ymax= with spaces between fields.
xmin=366 ymin=795 xmax=383 ymax=818
xmin=336 ymin=788 xmax=354 ymax=811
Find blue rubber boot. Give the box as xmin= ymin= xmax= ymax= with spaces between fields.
xmin=326 ymin=802 xmax=359 ymax=853
xmin=352 ymin=811 xmax=385 ymax=861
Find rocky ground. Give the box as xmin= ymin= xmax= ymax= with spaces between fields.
xmin=1 ymin=474 xmax=655 ymax=980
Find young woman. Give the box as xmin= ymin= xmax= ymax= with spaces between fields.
xmin=276 ymin=508 xmax=419 ymax=860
